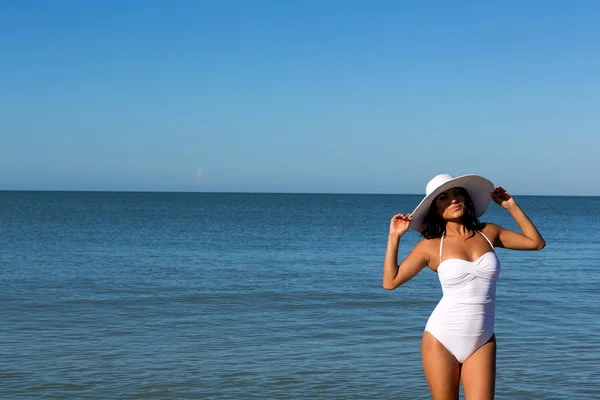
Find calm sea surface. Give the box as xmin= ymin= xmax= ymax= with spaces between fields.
xmin=1 ymin=192 xmax=599 ymax=399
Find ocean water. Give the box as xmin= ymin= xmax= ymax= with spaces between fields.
xmin=1 ymin=191 xmax=599 ymax=399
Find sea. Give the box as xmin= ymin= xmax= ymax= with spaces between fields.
xmin=1 ymin=191 xmax=599 ymax=399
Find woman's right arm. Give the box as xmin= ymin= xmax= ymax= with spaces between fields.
xmin=383 ymin=213 xmax=429 ymax=290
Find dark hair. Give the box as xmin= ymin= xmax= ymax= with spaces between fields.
xmin=421 ymin=187 xmax=482 ymax=239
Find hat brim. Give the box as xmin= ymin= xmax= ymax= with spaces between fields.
xmin=410 ymin=175 xmax=494 ymax=233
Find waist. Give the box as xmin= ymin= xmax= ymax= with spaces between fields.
xmin=440 ymin=295 xmax=495 ymax=305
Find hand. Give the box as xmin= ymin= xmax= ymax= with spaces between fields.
xmin=491 ymin=186 xmax=516 ymax=209
xmin=389 ymin=213 xmax=412 ymax=237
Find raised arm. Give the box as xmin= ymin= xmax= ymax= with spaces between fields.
xmin=488 ymin=186 xmax=546 ymax=250
xmin=383 ymin=213 xmax=429 ymax=290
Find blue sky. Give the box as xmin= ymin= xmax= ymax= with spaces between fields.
xmin=1 ymin=0 xmax=599 ymax=195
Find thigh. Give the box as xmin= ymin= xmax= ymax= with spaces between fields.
xmin=461 ymin=334 xmax=496 ymax=400
xmin=421 ymin=331 xmax=461 ymax=400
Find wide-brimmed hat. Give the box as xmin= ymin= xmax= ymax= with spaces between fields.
xmin=410 ymin=174 xmax=494 ymax=233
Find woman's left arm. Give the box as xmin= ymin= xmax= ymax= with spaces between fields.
xmin=489 ymin=186 xmax=546 ymax=250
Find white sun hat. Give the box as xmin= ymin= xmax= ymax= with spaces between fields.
xmin=410 ymin=174 xmax=494 ymax=233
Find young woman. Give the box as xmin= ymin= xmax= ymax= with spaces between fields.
xmin=383 ymin=174 xmax=545 ymax=400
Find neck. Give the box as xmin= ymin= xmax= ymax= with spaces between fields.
xmin=444 ymin=221 xmax=471 ymax=236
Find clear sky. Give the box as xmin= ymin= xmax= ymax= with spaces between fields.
xmin=2 ymin=0 xmax=599 ymax=195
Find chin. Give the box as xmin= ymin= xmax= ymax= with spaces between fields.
xmin=445 ymin=210 xmax=464 ymax=219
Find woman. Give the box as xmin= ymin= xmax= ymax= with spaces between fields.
xmin=383 ymin=174 xmax=545 ymax=400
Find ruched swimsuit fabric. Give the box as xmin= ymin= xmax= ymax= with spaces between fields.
xmin=424 ymin=231 xmax=500 ymax=363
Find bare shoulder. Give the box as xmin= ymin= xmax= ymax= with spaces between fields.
xmin=412 ymin=236 xmax=440 ymax=266
xmin=479 ymin=222 xmax=504 ymax=244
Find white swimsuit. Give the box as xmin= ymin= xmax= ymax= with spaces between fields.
xmin=424 ymin=231 xmax=501 ymax=363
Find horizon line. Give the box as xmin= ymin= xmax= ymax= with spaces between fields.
xmin=1 ymin=188 xmax=598 ymax=198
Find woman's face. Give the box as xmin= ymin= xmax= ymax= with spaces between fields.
xmin=434 ymin=187 xmax=466 ymax=221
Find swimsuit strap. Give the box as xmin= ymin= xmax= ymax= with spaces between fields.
xmin=439 ymin=232 xmax=445 ymax=262
xmin=477 ymin=230 xmax=495 ymax=250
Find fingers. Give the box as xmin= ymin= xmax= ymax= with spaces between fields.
xmin=492 ymin=186 xmax=508 ymax=196
xmin=392 ymin=213 xmax=412 ymax=221
xmin=395 ymin=213 xmax=412 ymax=218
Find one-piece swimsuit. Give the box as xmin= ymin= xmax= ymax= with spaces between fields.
xmin=424 ymin=231 xmax=501 ymax=363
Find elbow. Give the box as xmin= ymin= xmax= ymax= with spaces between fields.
xmin=529 ymin=239 xmax=545 ymax=250
xmin=382 ymin=279 xmax=400 ymax=291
